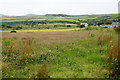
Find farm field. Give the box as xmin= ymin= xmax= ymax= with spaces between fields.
xmin=1 ymin=14 xmax=118 ymax=30
xmin=2 ymin=28 xmax=119 ymax=78
xmin=1 ymin=28 xmax=80 ymax=33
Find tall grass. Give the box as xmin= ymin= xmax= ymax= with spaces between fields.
xmin=2 ymin=38 xmax=35 ymax=77
xmin=2 ymin=38 xmax=50 ymax=78
xmin=2 ymin=29 xmax=118 ymax=78
xmin=105 ymin=41 xmax=120 ymax=79
xmin=98 ymin=35 xmax=112 ymax=45
xmin=37 ymin=62 xmax=49 ymax=78
xmin=2 ymin=38 xmax=34 ymax=65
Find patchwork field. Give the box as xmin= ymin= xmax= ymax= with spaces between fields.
xmin=2 ymin=29 xmax=119 ymax=78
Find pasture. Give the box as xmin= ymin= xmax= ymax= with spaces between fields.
xmin=1 ymin=14 xmax=119 ymax=79
xmin=2 ymin=28 xmax=119 ymax=78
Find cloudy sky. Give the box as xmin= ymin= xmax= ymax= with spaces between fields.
xmin=0 ymin=0 xmax=119 ymax=16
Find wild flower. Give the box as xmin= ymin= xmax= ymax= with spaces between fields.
xmin=2 ymin=38 xmax=35 ymax=68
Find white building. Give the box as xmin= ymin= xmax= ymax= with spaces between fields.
xmin=80 ymin=23 xmax=88 ymax=27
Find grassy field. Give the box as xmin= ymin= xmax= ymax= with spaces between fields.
xmin=2 ymin=28 xmax=119 ymax=78
xmin=1 ymin=13 xmax=119 ymax=79
xmin=2 ymin=28 xmax=80 ymax=32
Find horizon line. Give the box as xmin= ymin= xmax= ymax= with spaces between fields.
xmin=1 ymin=12 xmax=118 ymax=17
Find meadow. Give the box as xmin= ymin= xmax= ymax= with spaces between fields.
xmin=1 ymin=14 xmax=120 ymax=79
xmin=2 ymin=28 xmax=119 ymax=78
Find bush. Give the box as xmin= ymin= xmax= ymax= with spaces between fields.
xmin=15 ymin=27 xmax=22 ymax=30
xmin=67 ymin=25 xmax=71 ymax=27
xmin=10 ymin=30 xmax=16 ymax=33
xmin=80 ymin=25 xmax=85 ymax=28
xmin=90 ymin=33 xmax=95 ymax=37
xmin=6 ymin=26 xmax=12 ymax=28
xmin=76 ymin=25 xmax=85 ymax=28
xmin=114 ymin=26 xmax=120 ymax=32
xmin=84 ymin=26 xmax=97 ymax=30
xmin=2 ymin=25 xmax=6 ymax=28
xmin=54 ymin=25 xmax=57 ymax=28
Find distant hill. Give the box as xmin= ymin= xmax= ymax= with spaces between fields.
xmin=45 ymin=14 xmax=68 ymax=17
xmin=0 ymin=14 xmax=8 ymax=17
xmin=24 ymin=14 xmax=39 ymax=16
xmin=0 ymin=13 xmax=118 ymax=18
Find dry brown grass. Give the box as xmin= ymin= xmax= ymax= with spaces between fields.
xmin=98 ymin=35 xmax=112 ymax=45
xmin=107 ymin=41 xmax=119 ymax=60
xmin=37 ymin=62 xmax=48 ymax=78
xmin=105 ymin=41 xmax=120 ymax=78
xmin=2 ymin=31 xmax=97 ymax=44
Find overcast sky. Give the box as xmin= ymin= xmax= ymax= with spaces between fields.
xmin=0 ymin=0 xmax=119 ymax=16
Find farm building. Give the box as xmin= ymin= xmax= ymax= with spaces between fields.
xmin=100 ymin=24 xmax=114 ymax=28
xmin=75 ymin=20 xmax=80 ymax=22
xmin=80 ymin=23 xmax=88 ymax=27
xmin=112 ymin=22 xmax=120 ymax=27
xmin=100 ymin=22 xmax=120 ymax=28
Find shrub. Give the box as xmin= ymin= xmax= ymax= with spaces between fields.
xmin=67 ymin=25 xmax=71 ymax=27
xmin=10 ymin=30 xmax=16 ymax=33
xmin=2 ymin=25 xmax=6 ymax=28
xmin=6 ymin=26 xmax=12 ymax=28
xmin=54 ymin=25 xmax=57 ymax=28
xmin=76 ymin=25 xmax=85 ymax=28
xmin=90 ymin=33 xmax=95 ymax=37
xmin=84 ymin=26 xmax=97 ymax=30
xmin=15 ymin=26 xmax=22 ymax=30
xmin=80 ymin=25 xmax=85 ymax=28
xmin=114 ymin=26 xmax=120 ymax=32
